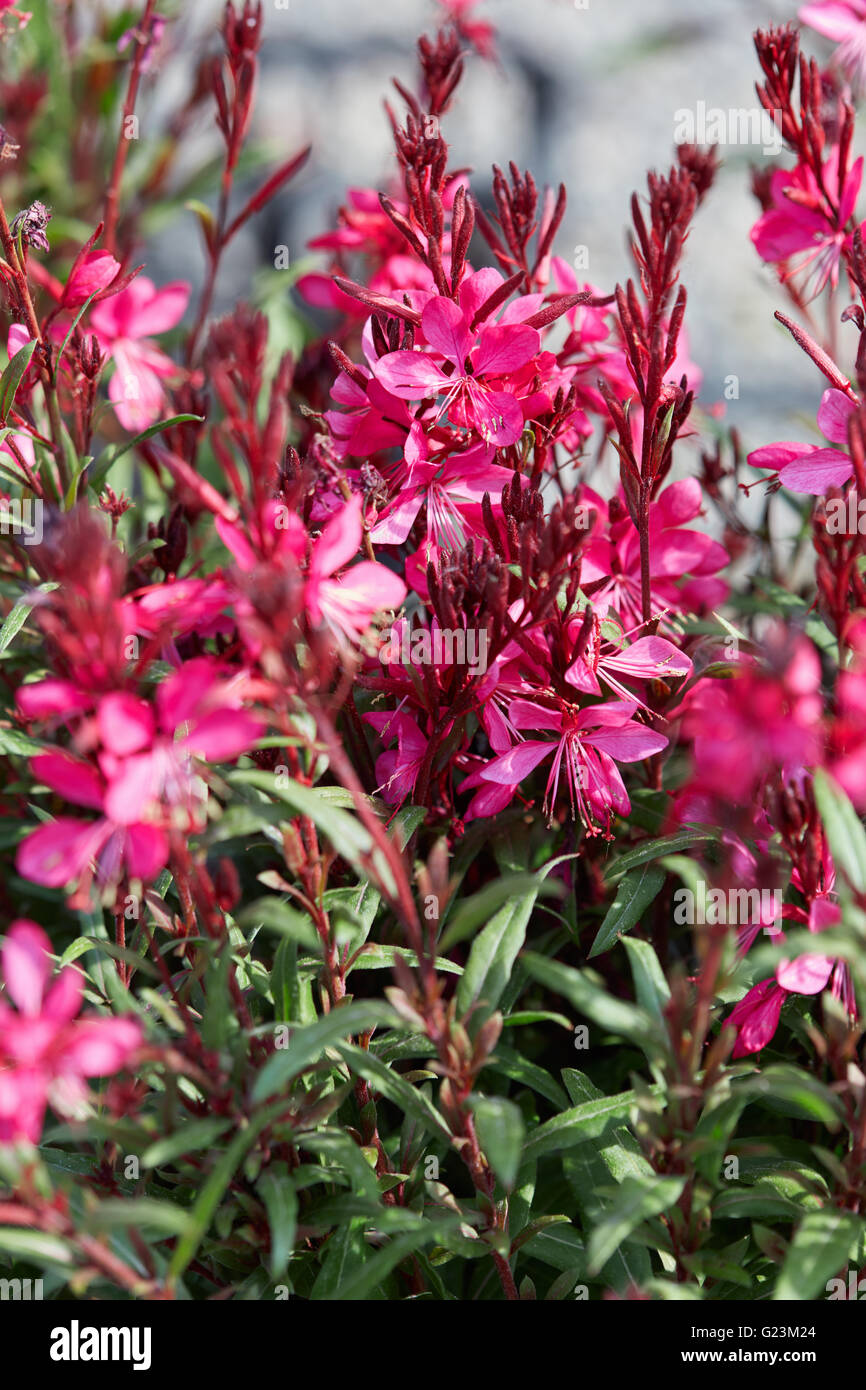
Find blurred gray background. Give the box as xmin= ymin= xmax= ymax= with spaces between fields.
xmin=152 ymin=0 xmax=850 ymax=451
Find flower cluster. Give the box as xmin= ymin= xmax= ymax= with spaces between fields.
xmin=0 ymin=0 xmax=865 ymax=1308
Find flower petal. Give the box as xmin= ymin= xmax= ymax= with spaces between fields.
xmin=2 ymin=920 xmax=52 ymax=1016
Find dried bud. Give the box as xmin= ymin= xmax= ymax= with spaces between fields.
xmin=11 ymin=200 xmax=51 ymax=253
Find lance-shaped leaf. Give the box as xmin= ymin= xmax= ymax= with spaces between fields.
xmin=774 ymin=1210 xmax=864 ymax=1301
xmin=587 ymin=1173 xmax=686 ymax=1276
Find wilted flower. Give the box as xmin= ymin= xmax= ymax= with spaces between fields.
xmin=10 ymin=199 xmax=51 ymax=253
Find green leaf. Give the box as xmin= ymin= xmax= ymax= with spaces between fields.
xmin=622 ymin=937 xmax=671 ymax=1021
xmin=561 ymin=1070 xmax=653 ymax=1182
xmin=519 ymin=1223 xmax=585 ymax=1273
xmin=389 ymin=804 xmax=426 ymax=848
xmin=141 ymin=1119 xmax=233 ymax=1169
xmin=87 ymin=1198 xmax=191 ymax=1236
xmin=472 ymin=1095 xmax=525 ymax=1190
xmin=524 ymin=1087 xmax=648 ymax=1161
xmin=271 ymin=938 xmax=300 ymax=1024
xmin=251 ymin=1002 xmax=393 ymax=1102
xmin=813 ymin=769 xmax=866 ymax=896
xmin=456 ymin=879 xmax=539 ymax=1025
xmin=439 ymin=874 xmax=554 ymax=953
xmin=748 ymin=1064 xmax=843 ymax=1129
xmin=335 ymin=1041 xmax=450 ymax=1140
xmin=54 ymin=292 xmax=99 ymax=380
xmin=521 ymin=951 xmax=658 ymax=1053
xmin=229 ymin=770 xmax=374 ymax=874
xmin=565 ymin=1146 xmax=651 ymax=1291
xmin=587 ymin=1173 xmax=686 ymax=1275
xmin=0 ymin=725 xmax=43 ymax=757
xmin=168 ymin=1100 xmax=287 ymax=1283
xmin=486 ymin=1047 xmax=568 ymax=1110
xmin=87 ymin=414 xmax=204 ymax=490
xmin=605 ymin=830 xmax=716 ymax=882
xmin=347 ymin=944 xmax=461 ymax=976
xmin=310 ymin=1221 xmax=368 ymax=1299
xmin=0 ymin=600 xmax=34 ymax=656
xmin=713 ymin=1189 xmax=801 ymax=1221
xmin=0 ymin=338 xmax=36 ymax=423
xmin=257 ymin=1168 xmax=298 ymax=1280
xmin=560 ymin=1069 xmax=654 ymax=1290
xmin=0 ymin=1228 xmax=73 ymax=1267
xmin=313 ymin=1224 xmax=455 ymax=1301
xmin=589 ymin=865 xmax=666 ymax=957
xmin=774 ymin=1210 xmax=864 ymax=1300
xmin=237 ymin=896 xmax=319 ymax=949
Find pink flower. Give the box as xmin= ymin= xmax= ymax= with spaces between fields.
xmin=326 ymin=350 xmax=414 ymax=460
xmin=727 ymin=978 xmax=788 ymax=1058
xmin=748 ymin=388 xmax=856 ymax=494
xmin=683 ymin=634 xmax=823 ymax=802
xmin=581 ymin=480 xmax=729 ymax=629
xmin=0 ymin=3 xmax=31 ymax=26
xmin=97 ymin=660 xmax=263 ymax=828
xmin=90 ymin=276 xmax=190 ymax=432
xmin=729 ymin=884 xmax=854 ymax=1057
xmin=118 ymin=14 xmax=167 ymax=73
xmin=61 ymin=249 xmax=122 ymax=310
xmin=750 ymin=150 xmax=864 ymax=298
xmin=369 ymin=424 xmax=513 ymax=551
xmin=306 ymin=496 xmax=406 ymax=643
xmin=0 ymin=920 xmax=141 ymax=1144
xmin=16 ymin=659 xmax=262 ymax=896
xmin=365 ymin=710 xmax=428 ymax=804
xmin=437 ymin=0 xmax=496 ymax=58
xmin=299 ymin=187 xmax=435 ymax=310
xmin=800 ymin=1 xmax=866 ymax=92
xmin=373 ymin=287 xmax=542 ymax=447
xmin=828 ymin=619 xmax=866 ymax=804
xmin=565 ymin=614 xmax=692 ymax=707
xmin=478 ymin=697 xmax=668 ymax=833
xmin=15 ymin=751 xmax=169 ymax=894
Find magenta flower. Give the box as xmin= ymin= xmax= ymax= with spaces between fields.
xmin=90 ymin=276 xmax=190 ymax=432
xmin=729 ymin=888 xmax=853 ymax=1058
xmin=727 ymin=978 xmax=788 ymax=1059
xmin=16 ymin=659 xmax=263 ymax=896
xmin=437 ymin=0 xmax=496 ymax=58
xmin=373 ymin=289 xmax=541 ymax=447
xmin=366 ymin=710 xmax=428 ymax=804
xmin=565 ymin=615 xmax=692 ymax=707
xmin=299 ymin=187 xmax=435 ymax=311
xmin=326 ymin=354 xmax=414 ymax=460
xmin=0 ymin=920 xmax=141 ymax=1145
xmin=16 ymin=750 xmax=170 ymax=894
xmin=96 ymin=660 xmax=263 ymax=829
xmin=369 ymin=424 xmax=513 ymax=551
xmin=118 ymin=14 xmax=167 ymax=73
xmin=581 ymin=480 xmax=729 ymax=629
xmin=828 ymin=618 xmax=866 ymax=804
xmin=305 ymin=496 xmax=406 ymax=643
xmin=750 ymin=150 xmax=864 ymax=298
xmin=60 ymin=248 xmax=122 ymax=310
xmin=0 ymin=3 xmax=31 ymax=29
xmin=478 ymin=697 xmax=668 ymax=833
xmin=748 ymin=388 xmax=856 ymax=494
xmin=800 ymin=1 xmax=866 ymax=92
xmin=683 ymin=634 xmax=822 ymax=802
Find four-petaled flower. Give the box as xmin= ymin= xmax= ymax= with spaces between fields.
xmin=0 ymin=920 xmax=141 ymax=1145
xmin=90 ymin=276 xmax=190 ymax=432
